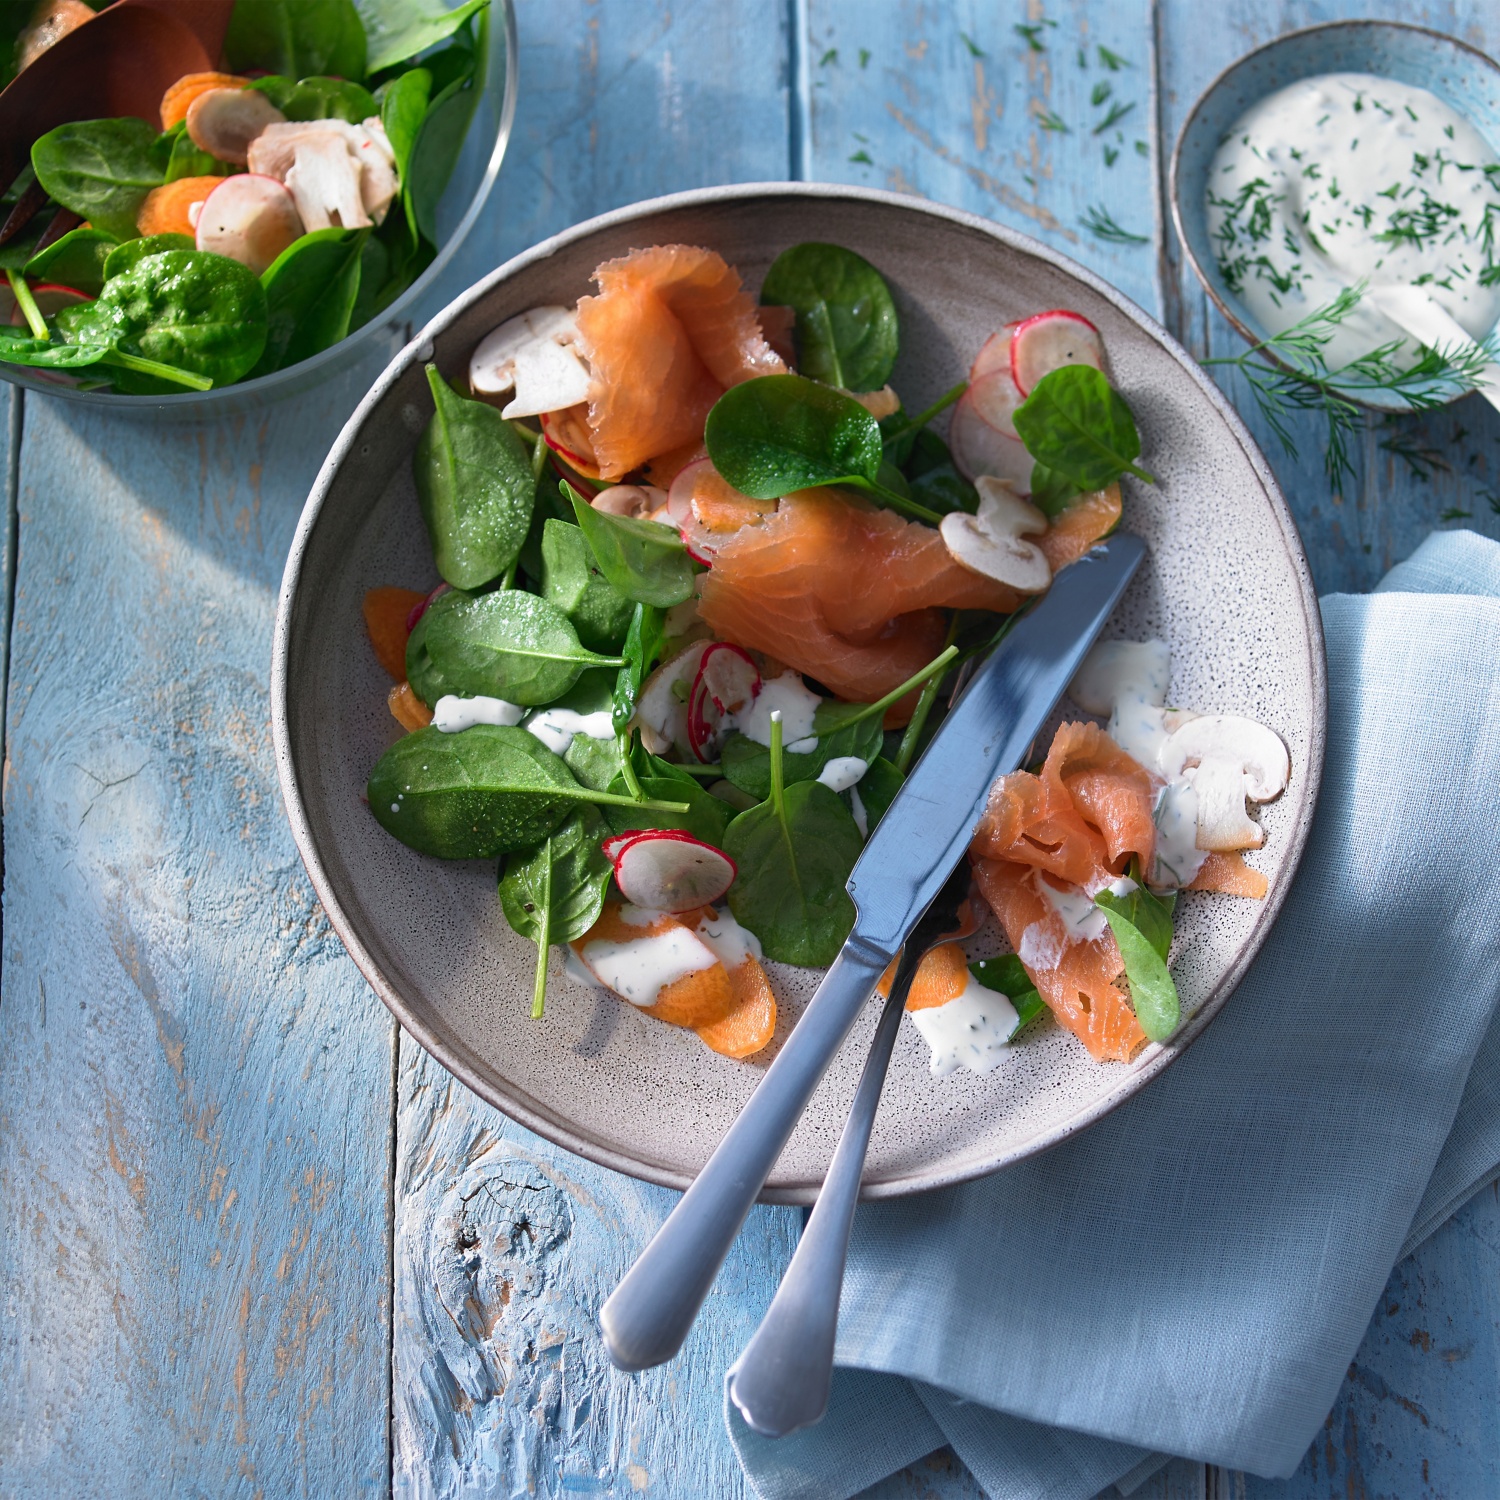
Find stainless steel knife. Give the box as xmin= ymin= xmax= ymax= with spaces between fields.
xmin=599 ymin=532 xmax=1146 ymax=1372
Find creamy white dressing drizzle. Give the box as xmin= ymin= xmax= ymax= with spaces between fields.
xmin=524 ymin=707 xmax=616 ymax=755
xmin=1152 ymin=781 xmax=1210 ymax=888
xmin=735 ymin=674 xmax=821 ymax=748
xmin=848 ymin=784 xmax=869 ymax=839
xmin=1018 ymin=921 xmax=1065 ymax=973
xmin=694 ymin=906 xmax=762 ymax=970
xmin=578 ymin=926 xmax=716 ymax=1007
xmin=817 ymin=756 xmax=868 ymax=793
xmin=908 ymin=973 xmax=1021 ymax=1076
xmin=562 ymin=946 xmax=604 ymax=990
xmin=1069 ymin=638 xmax=1173 ymax=767
xmin=1036 ymin=874 xmax=1108 ymax=942
xmin=1207 ymin=73 xmax=1500 ymax=367
xmin=433 ymin=694 xmax=525 ymax=732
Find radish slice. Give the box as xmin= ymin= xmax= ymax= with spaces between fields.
xmin=970 ymin=324 xmax=1018 ymax=383
xmin=635 ymin=639 xmax=710 ymax=756
xmin=540 ymin=407 xmax=604 ymax=481
xmin=601 ymin=830 xmax=650 ymax=864
xmin=405 ymin=581 xmax=450 ymax=633
xmin=686 ymin=675 xmax=719 ymax=762
xmin=697 ymin=641 xmax=760 ymax=715
xmin=549 ymin=452 xmax=598 ymax=500
xmin=195 ymin=174 xmax=303 ymax=276
xmin=1009 ymin=309 xmax=1104 ymax=397
xmin=967 ymin=366 xmax=1024 ymax=439
xmin=612 ymin=830 xmax=737 ymax=912
xmin=667 ymin=456 xmax=712 ymax=529
xmin=948 ymin=385 xmax=1035 ymax=489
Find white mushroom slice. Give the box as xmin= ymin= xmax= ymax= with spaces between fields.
xmin=1068 ymin=638 xmax=1173 ymax=767
xmin=939 ymin=476 xmax=1051 ymax=592
xmin=469 ymin=306 xmax=592 ymax=416
xmin=247 ymin=119 xmax=394 ymax=229
xmin=1158 ymin=715 xmax=1290 ymax=851
xmin=185 ymin=88 xmax=286 ymax=167
xmin=592 ymin=485 xmax=668 ymax=519
xmin=283 ymin=131 xmax=370 ymax=230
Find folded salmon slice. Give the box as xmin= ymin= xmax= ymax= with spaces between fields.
xmin=1039 ymin=484 xmax=1122 ymax=572
xmin=574 ymin=245 xmax=786 ymax=480
xmin=972 ymin=857 xmax=1147 ymax=1062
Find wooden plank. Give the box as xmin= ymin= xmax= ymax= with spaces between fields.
xmin=1156 ymin=0 xmax=1500 ymax=594
xmin=0 ymin=365 xmax=400 ymax=1496
xmin=387 ymin=4 xmax=814 ymax=1497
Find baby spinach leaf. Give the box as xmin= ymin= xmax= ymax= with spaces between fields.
xmin=1094 ymin=888 xmax=1179 ymax=1042
xmin=903 ymin=428 xmax=977 ymax=515
xmin=23 ymin=226 xmax=117 ymax=297
xmin=565 ymin=483 xmax=695 ymax=609
xmin=724 ymin=715 xmax=861 ymax=965
xmin=31 ymin=118 xmax=164 ymax=241
xmin=347 ymin=235 xmax=392 ymax=331
xmin=253 ymin=227 xmax=367 ymax=376
xmin=612 ymin=602 xmax=667 ymax=734
xmin=357 ymin=0 xmax=491 ymax=73
xmin=603 ymin=769 xmax=731 ymax=847
xmin=0 ymin=331 xmax=113 ymax=371
xmin=406 ymin=588 xmax=623 ymax=707
xmin=854 ymin=755 xmax=904 ymax=833
xmin=498 ymin=804 xmax=612 ymax=1018
xmin=968 ymin=955 xmax=1046 ymax=1030
xmin=379 ymin=66 xmax=432 ymax=182
xmin=368 ymin=724 xmax=685 ymax=859
xmin=250 ymin=75 xmax=379 ymax=123
xmin=759 ymin=241 xmax=898 ymax=392
xmin=1012 ymin=365 xmax=1154 ymax=505
xmin=157 ymin=120 xmax=223 ymax=183
xmin=226 ymin=0 xmax=368 ymax=83
xmin=414 ymin=363 xmax=536 ymax=589
xmin=705 ymin=374 xmax=883 ymax=497
xmin=719 ymin=713 xmax=883 ymax=800
xmin=541 ymin=517 xmax=636 ymax=654
xmin=103 ymin=233 xmax=193 ymax=283
xmin=406 ymin=52 xmax=480 ymax=244
xmin=55 ymin=250 xmax=267 ymax=388
xmin=1096 ymin=880 xmax=1175 ymax=961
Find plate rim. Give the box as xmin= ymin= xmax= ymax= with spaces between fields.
xmin=270 ymin=180 xmax=1328 ymax=1203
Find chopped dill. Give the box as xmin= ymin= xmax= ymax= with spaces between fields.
xmin=819 ymin=47 xmax=837 ymax=66
xmin=1439 ymin=507 xmax=1473 ymax=521
xmin=1091 ymin=81 xmax=1112 ymax=107
xmin=1093 ymin=99 xmax=1136 ymax=135
xmin=859 ymin=47 xmax=871 ymax=68
xmin=1097 ymin=44 xmax=1128 ymax=71
xmin=1134 ymin=139 xmax=1148 ymax=157
xmin=849 ymin=149 xmax=873 ymax=165
xmin=1104 ymin=145 xmax=1119 ymax=168
xmin=1080 ymin=203 xmax=1149 ymax=245
xmin=1012 ymin=23 xmax=1051 ymax=53
xmin=1035 ymin=108 xmax=1069 ymax=133
xmin=961 ymin=30 xmax=986 ymax=56
xmin=1379 ymin=429 xmax=1450 ymax=482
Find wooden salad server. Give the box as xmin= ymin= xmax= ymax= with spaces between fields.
xmin=599 ymin=533 xmax=1147 ymax=1374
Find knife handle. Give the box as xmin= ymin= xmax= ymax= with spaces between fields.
xmin=599 ymin=938 xmax=891 ymax=1372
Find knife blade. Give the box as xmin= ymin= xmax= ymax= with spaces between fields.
xmin=599 ymin=532 xmax=1146 ymax=1372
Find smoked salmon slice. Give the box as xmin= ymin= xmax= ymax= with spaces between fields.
xmin=876 ymin=941 xmax=971 ymax=1010
xmin=1189 ymin=851 xmax=1268 ymax=899
xmin=972 ymin=857 xmax=1147 ymax=1062
xmin=1039 ymin=483 xmax=1121 ymax=572
xmin=574 ymin=246 xmax=786 ymax=480
xmin=698 ymin=487 xmax=1018 ymax=708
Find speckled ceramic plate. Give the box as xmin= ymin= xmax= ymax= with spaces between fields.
xmin=272 ymin=184 xmax=1326 ymax=1203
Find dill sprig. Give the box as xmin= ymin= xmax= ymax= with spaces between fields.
xmin=1080 ymin=203 xmax=1149 ymax=245
xmin=1093 ymin=99 xmax=1136 ymax=135
xmin=1203 ymin=283 xmax=1500 ymax=492
xmin=1035 ymin=108 xmax=1069 ymax=133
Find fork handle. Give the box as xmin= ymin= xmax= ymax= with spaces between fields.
xmin=599 ymin=939 xmax=890 ymax=1372
xmin=726 ymin=980 xmax=906 ymax=1436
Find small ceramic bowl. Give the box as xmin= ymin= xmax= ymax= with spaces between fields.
xmin=0 ymin=0 xmax=517 ymax=420
xmin=1170 ymin=20 xmax=1500 ymax=412
xmin=273 ymin=183 xmax=1327 ymax=1202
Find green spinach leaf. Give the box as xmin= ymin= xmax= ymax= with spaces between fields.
xmin=357 ymin=0 xmax=491 ymax=73
xmin=968 ymin=954 xmax=1046 ymax=1031
xmin=31 ymin=118 xmax=164 ymax=241
xmin=603 ymin=764 xmax=731 ymax=847
xmin=23 ymin=227 xmax=117 ymax=297
xmin=378 ymin=65 xmax=432 ymax=181
xmin=719 ymin=713 xmax=883 ymax=800
xmin=1012 ymin=364 xmax=1153 ymax=509
xmin=102 ymin=233 xmax=193 ymax=283
xmin=1094 ymin=886 xmax=1179 ymax=1042
xmin=415 ymin=363 xmax=536 ymax=588
xmin=565 ymin=482 xmax=695 ymax=608
xmin=723 ymin=715 xmax=862 ymax=965
xmin=157 ymin=120 xmax=223 ymax=182
xmin=498 ymin=804 xmax=612 ymax=1017
xmin=540 ymin=517 xmax=636 ymax=653
xmin=854 ymin=755 xmax=904 ymax=833
xmin=903 ymin=427 xmax=977 ymax=515
xmin=55 ymin=250 xmax=267 ymax=388
xmin=406 ymin=46 xmax=480 ymax=244
xmin=368 ymin=723 xmax=685 ymax=859
xmin=226 ymin=0 xmax=368 ymax=82
xmin=406 ymin=588 xmax=623 ymax=707
xmin=759 ymin=241 xmax=898 ymax=392
xmin=612 ymin=602 xmax=667 ymax=734
xmin=250 ymin=74 xmax=379 ymax=123
xmin=253 ymin=227 xmax=367 ymax=376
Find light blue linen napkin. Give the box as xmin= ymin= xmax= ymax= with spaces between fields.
xmin=727 ymin=530 xmax=1500 ymax=1500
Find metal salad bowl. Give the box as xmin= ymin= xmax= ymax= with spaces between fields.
xmin=0 ymin=0 xmax=516 ymax=419
xmin=272 ymin=183 xmax=1326 ymax=1202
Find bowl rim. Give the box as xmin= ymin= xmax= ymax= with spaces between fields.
xmin=1168 ymin=18 xmax=1500 ymax=415
xmin=0 ymin=0 xmax=519 ymax=413
xmin=271 ymin=180 xmax=1328 ymax=1202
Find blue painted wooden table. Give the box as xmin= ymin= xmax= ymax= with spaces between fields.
xmin=2 ymin=3 xmax=1498 ymax=1497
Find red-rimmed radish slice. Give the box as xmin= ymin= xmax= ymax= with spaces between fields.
xmin=613 ymin=830 xmax=737 ymax=912
xmin=601 ymin=830 xmax=651 ymax=864
xmin=195 ymin=174 xmax=303 ymax=276
xmin=686 ymin=675 xmax=719 ymax=761
xmin=635 ymin=639 xmax=710 ymax=756
xmin=540 ymin=406 xmax=604 ymax=481
xmin=969 ymin=324 xmax=1018 ymax=383
xmin=405 ymin=581 xmax=450 ymax=633
xmin=666 ymin=455 xmax=712 ymax=529
xmin=10 ymin=283 xmax=90 ymax=326
xmin=696 ymin=641 xmax=760 ymax=715
xmin=1009 ymin=309 xmax=1104 ymax=397
xmin=949 ymin=385 xmax=1034 ymax=489
xmin=549 ymin=452 xmax=598 ymax=500
xmin=967 ymin=365 xmax=1024 ymax=439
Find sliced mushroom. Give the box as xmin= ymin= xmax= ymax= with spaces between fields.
xmin=350 ymin=117 xmax=398 ymax=223
xmin=469 ymin=305 xmax=592 ymax=417
xmin=194 ymin=174 xmax=303 ymax=276
xmin=592 ymin=484 xmax=669 ymax=519
xmin=939 ymin=476 xmax=1051 ymax=592
xmin=283 ymin=132 xmax=370 ymax=230
xmin=247 ymin=120 xmax=396 ymax=230
xmin=185 ymin=87 xmax=286 ymax=167
xmin=1158 ymin=715 xmax=1290 ymax=851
